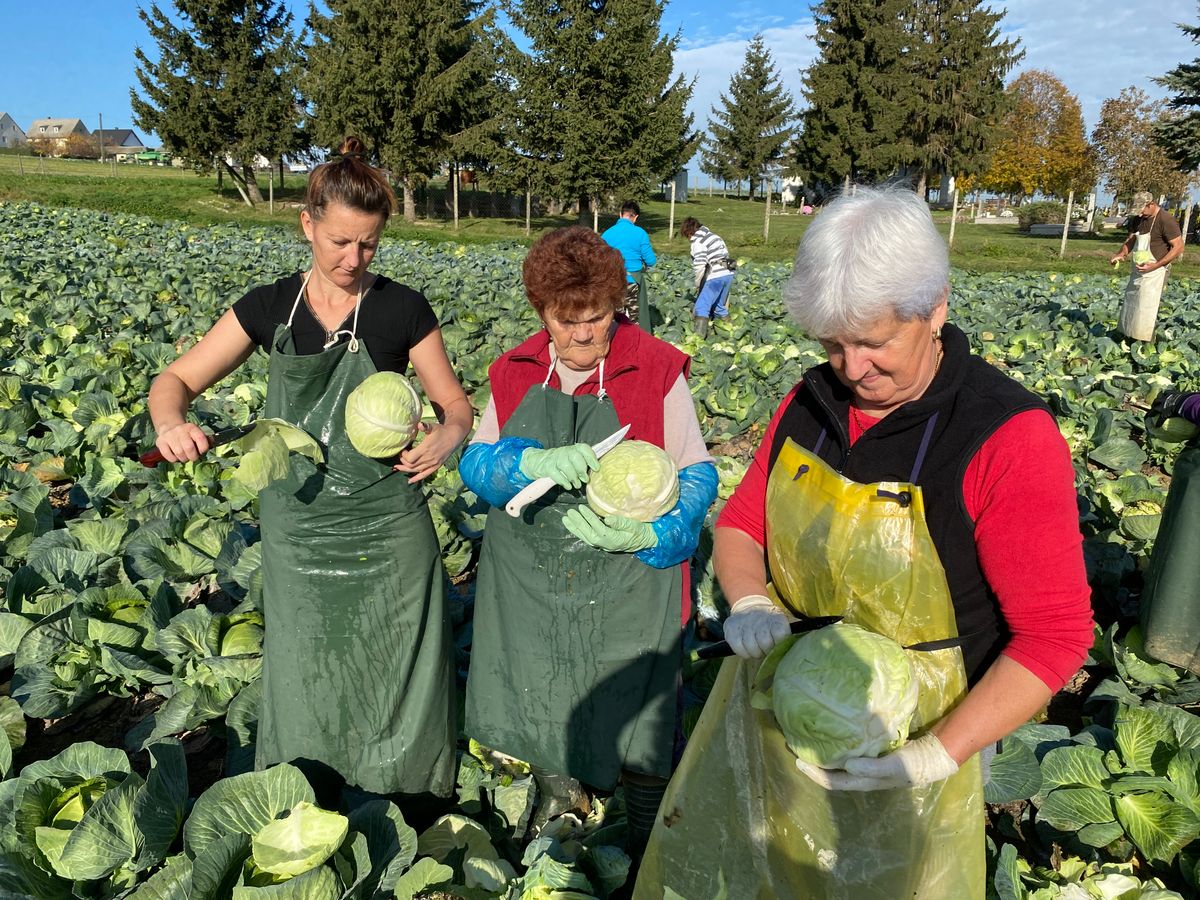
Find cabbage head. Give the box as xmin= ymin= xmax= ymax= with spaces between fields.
xmin=1131 ymin=249 xmax=1155 ymax=265
xmin=1145 ymin=415 xmax=1199 ymax=444
xmin=586 ymin=440 xmax=679 ymax=522
xmin=345 ymin=371 xmax=422 ymax=458
xmin=772 ymin=622 xmax=918 ymax=769
xmin=251 ymin=801 xmax=349 ymax=878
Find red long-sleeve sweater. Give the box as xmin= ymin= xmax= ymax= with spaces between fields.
xmin=717 ymin=386 xmax=1094 ymax=692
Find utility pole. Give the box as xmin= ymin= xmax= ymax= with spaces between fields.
xmin=98 ymin=112 xmax=105 ymax=164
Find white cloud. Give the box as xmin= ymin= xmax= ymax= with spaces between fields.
xmin=670 ymin=2 xmax=1198 ymax=185
xmin=994 ymin=0 xmax=1197 ymax=129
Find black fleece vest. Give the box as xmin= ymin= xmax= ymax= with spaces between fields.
xmin=768 ymin=324 xmax=1048 ymax=682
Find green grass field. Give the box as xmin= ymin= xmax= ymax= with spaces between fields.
xmin=1 ymin=153 xmax=1195 ymax=277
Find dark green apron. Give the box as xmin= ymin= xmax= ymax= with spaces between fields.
xmin=632 ymin=269 xmax=650 ymax=331
xmin=255 ymin=276 xmax=455 ymax=797
xmin=465 ymin=380 xmax=681 ymax=790
xmin=1141 ymin=440 xmax=1200 ymax=674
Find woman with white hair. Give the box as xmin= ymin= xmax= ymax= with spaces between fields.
xmin=633 ymin=186 xmax=1093 ymax=899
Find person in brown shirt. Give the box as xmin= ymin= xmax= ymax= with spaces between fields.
xmin=1110 ymin=190 xmax=1185 ymax=341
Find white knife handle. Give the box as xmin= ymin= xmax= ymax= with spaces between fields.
xmin=506 ymin=476 xmax=558 ymax=517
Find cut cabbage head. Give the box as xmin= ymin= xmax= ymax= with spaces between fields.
xmin=586 ymin=440 xmax=679 ymax=522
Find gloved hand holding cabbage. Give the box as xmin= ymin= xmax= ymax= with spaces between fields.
xmin=563 ymin=442 xmax=725 ymax=571
xmin=765 ymin=622 xmax=955 ymax=791
xmin=564 ymin=440 xmax=677 ymax=554
xmin=562 ymin=507 xmax=657 ymax=553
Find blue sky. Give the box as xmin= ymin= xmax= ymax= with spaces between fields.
xmin=1 ymin=1 xmax=1197 ymax=175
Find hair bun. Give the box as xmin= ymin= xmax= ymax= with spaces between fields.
xmin=337 ymin=136 xmax=366 ymax=158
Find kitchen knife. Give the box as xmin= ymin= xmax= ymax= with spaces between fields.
xmin=504 ymin=423 xmax=632 ymax=518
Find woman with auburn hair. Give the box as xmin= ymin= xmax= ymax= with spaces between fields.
xmin=459 ymin=225 xmax=718 ymax=857
xmin=147 ymin=137 xmax=469 ymax=802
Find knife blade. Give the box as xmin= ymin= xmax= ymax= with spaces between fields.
xmin=505 ymin=423 xmax=632 ymax=518
xmin=139 ymin=422 xmax=257 ymax=467
xmin=688 ymin=615 xmax=844 ymax=662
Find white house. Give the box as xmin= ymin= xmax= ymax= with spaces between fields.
xmin=27 ymin=118 xmax=90 ymax=155
xmin=0 ymin=113 xmax=25 ymax=148
xmin=781 ymin=177 xmax=806 ymax=205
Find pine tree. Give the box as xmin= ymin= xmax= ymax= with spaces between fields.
xmin=305 ymin=0 xmax=497 ymax=223
xmin=131 ymin=0 xmax=304 ymax=206
xmin=1154 ymin=8 xmax=1200 ymax=175
xmin=502 ymin=0 xmax=696 ymax=217
xmin=707 ymin=36 xmax=797 ymax=200
xmin=899 ymin=0 xmax=1022 ymax=196
xmin=699 ymin=135 xmax=737 ymax=195
xmin=793 ymin=0 xmax=911 ymax=189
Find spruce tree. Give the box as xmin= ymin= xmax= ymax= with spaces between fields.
xmin=305 ymin=0 xmax=497 ymax=222
xmin=131 ymin=0 xmax=304 ymax=206
xmin=1154 ymin=7 xmax=1200 ymax=175
xmin=899 ymin=0 xmax=1022 ymax=196
xmin=707 ymin=36 xmax=797 ymax=199
xmin=502 ymin=0 xmax=696 ymax=217
xmin=699 ymin=135 xmax=737 ymax=195
xmin=794 ymin=0 xmax=911 ymax=188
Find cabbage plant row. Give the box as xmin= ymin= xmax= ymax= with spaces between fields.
xmin=1 ymin=201 xmax=1200 ymax=897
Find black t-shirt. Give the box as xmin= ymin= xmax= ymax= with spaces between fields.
xmin=232 ymin=273 xmax=439 ymax=374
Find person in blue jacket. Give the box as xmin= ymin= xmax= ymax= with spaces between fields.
xmin=602 ymin=201 xmax=657 ymax=328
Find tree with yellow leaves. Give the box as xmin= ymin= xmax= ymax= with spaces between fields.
xmin=979 ymin=70 xmax=1095 ymax=202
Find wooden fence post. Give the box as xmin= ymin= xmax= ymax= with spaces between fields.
xmin=948 ymin=188 xmax=960 ymax=249
xmin=1059 ymin=189 xmax=1075 ymax=259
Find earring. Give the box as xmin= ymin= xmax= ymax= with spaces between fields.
xmin=933 ymin=327 xmax=942 ymax=341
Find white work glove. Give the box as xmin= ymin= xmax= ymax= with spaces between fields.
xmin=723 ymin=594 xmax=791 ymax=658
xmin=794 ymin=733 xmax=959 ymax=792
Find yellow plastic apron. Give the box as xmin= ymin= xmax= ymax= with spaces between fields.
xmin=634 ymin=426 xmax=984 ymax=900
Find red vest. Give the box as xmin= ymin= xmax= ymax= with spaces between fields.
xmin=490 ymin=319 xmax=695 ymax=624
xmin=490 ymin=318 xmax=690 ymax=449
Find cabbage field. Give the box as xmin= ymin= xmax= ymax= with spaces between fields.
xmin=2 ymin=199 xmax=1200 ymax=898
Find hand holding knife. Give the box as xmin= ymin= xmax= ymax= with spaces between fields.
xmin=505 ymin=423 xmax=631 ymax=517
xmin=139 ymin=422 xmax=257 ymax=467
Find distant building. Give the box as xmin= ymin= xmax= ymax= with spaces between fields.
xmin=661 ymin=170 xmax=688 ymax=202
xmin=27 ymin=118 xmax=90 ymax=155
xmin=93 ymin=128 xmax=147 ymax=160
xmin=781 ymin=177 xmax=805 ymax=205
xmin=0 ymin=113 xmax=25 ymax=148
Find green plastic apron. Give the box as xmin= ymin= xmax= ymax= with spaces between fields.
xmin=255 ymin=274 xmax=455 ymax=797
xmin=465 ymin=367 xmax=681 ymax=790
xmin=635 ymin=422 xmax=984 ymax=899
xmin=1141 ymin=440 xmax=1200 ymax=674
xmin=632 ymin=269 xmax=651 ymax=331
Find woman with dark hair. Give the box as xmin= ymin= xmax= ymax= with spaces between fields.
xmin=458 ymin=225 xmax=718 ymax=856
xmin=148 ymin=137 xmax=469 ymax=799
xmin=681 ymin=216 xmax=734 ymax=337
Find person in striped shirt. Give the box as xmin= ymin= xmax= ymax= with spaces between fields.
xmin=681 ymin=217 xmax=735 ymax=338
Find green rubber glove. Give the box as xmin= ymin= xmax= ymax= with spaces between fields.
xmin=562 ymin=506 xmax=657 ymax=553
xmin=519 ymin=443 xmax=599 ymax=490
